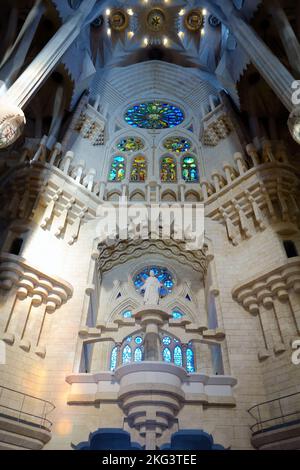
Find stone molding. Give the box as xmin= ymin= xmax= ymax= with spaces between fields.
xmin=0 ymin=253 xmax=73 ymax=309
xmin=232 ymin=257 xmax=300 ymax=315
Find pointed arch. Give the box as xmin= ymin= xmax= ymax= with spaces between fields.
xmin=130 ymin=155 xmax=147 ymax=182
xmin=174 ymin=345 xmax=183 ymax=367
xmin=160 ymin=156 xmax=177 ymax=183
xmin=122 ymin=345 xmax=132 ymax=364
xmin=161 ymin=190 xmax=177 ymax=202
xmin=162 ymin=347 xmax=172 ymax=363
xmin=134 ymin=347 xmax=143 ymax=362
xmin=182 ymin=155 xmax=199 ymax=182
xmin=108 ymin=155 xmax=126 ymax=182
xmin=185 ymin=190 xmax=201 ymax=202
xmin=129 ymin=190 xmax=146 ymax=201
xmin=110 ymin=346 xmax=118 ymax=371
xmin=186 ymin=347 xmax=195 ymax=373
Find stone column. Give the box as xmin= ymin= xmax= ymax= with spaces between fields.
xmin=0 ymin=0 xmax=97 ymax=148
xmin=0 ymin=0 xmax=45 ymax=88
xmin=229 ymin=15 xmax=295 ymax=112
xmin=265 ymin=0 xmax=300 ymax=76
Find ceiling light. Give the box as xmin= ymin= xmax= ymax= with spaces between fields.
xmin=179 ymin=9 xmax=185 ymax=16
xmin=105 ymin=9 xmax=111 ymax=16
xmin=163 ymin=37 xmax=169 ymax=46
xmin=107 ymin=28 xmax=111 ymax=36
xmin=178 ymin=31 xmax=184 ymax=39
xmin=128 ymin=31 xmax=134 ymax=39
xmin=201 ymin=28 xmax=205 ymax=36
xmin=143 ymin=37 xmax=149 ymax=46
xmin=127 ymin=9 xmax=134 ymax=16
xmin=202 ymin=9 xmax=207 ymax=16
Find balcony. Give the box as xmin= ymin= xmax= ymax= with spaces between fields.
xmin=0 ymin=385 xmax=55 ymax=450
xmin=248 ymin=392 xmax=300 ymax=450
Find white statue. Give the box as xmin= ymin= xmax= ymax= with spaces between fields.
xmin=141 ymin=270 xmax=162 ymax=305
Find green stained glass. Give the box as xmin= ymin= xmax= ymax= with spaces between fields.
xmin=161 ymin=156 xmax=177 ymax=182
xmin=117 ymin=137 xmax=144 ymax=152
xmin=131 ymin=155 xmax=147 ymax=182
xmin=125 ymin=102 xmax=184 ymax=129
xmin=182 ymin=155 xmax=199 ymax=182
xmin=163 ymin=137 xmax=192 ymax=153
xmin=109 ymin=155 xmax=126 ymax=182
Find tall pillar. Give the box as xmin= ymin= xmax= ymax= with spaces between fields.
xmin=228 ymin=14 xmax=300 ymax=143
xmin=0 ymin=0 xmax=98 ymax=149
xmin=229 ymin=15 xmax=294 ymax=112
xmin=0 ymin=0 xmax=45 ymax=88
xmin=265 ymin=0 xmax=300 ymax=76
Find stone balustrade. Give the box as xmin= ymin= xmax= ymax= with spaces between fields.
xmin=7 ymin=135 xmax=293 ymax=207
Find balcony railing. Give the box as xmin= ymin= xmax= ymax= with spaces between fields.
xmin=0 ymin=385 xmax=55 ymax=432
xmin=248 ymin=391 xmax=300 ymax=434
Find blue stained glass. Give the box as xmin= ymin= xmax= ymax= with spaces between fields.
xmin=110 ymin=346 xmax=118 ymax=371
xmin=163 ymin=347 xmax=172 ymax=363
xmin=182 ymin=156 xmax=199 ymax=183
xmin=162 ymin=336 xmax=171 ymax=346
xmin=186 ymin=348 xmax=195 ymax=373
xmin=134 ymin=266 xmax=174 ymax=297
xmin=172 ymin=311 xmax=183 ymax=319
xmin=122 ymin=345 xmax=132 ymax=364
xmin=134 ymin=347 xmax=142 ymax=362
xmin=174 ymin=345 xmax=183 ymax=367
xmin=135 ymin=336 xmax=143 ymax=345
xmin=124 ymin=102 xmax=184 ymax=129
xmin=125 ymin=336 xmax=132 ymax=343
xmin=122 ymin=310 xmax=132 ymax=318
xmin=109 ymin=156 xmax=126 ymax=182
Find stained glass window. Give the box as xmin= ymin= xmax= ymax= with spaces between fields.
xmin=108 ymin=156 xmax=126 ymax=181
xmin=131 ymin=156 xmax=147 ymax=182
xmin=110 ymin=346 xmax=118 ymax=371
xmin=134 ymin=347 xmax=142 ymax=362
xmin=122 ymin=310 xmax=132 ymax=318
xmin=172 ymin=311 xmax=183 ymax=320
xmin=162 ymin=336 xmax=171 ymax=346
xmin=182 ymin=156 xmax=199 ymax=182
xmin=122 ymin=345 xmax=132 ymax=364
xmin=186 ymin=347 xmax=195 ymax=373
xmin=117 ymin=137 xmax=144 ymax=152
xmin=134 ymin=266 xmax=174 ymax=297
xmin=135 ymin=336 xmax=143 ymax=345
xmin=125 ymin=102 xmax=184 ymax=129
xmin=174 ymin=345 xmax=183 ymax=367
xmin=161 ymin=157 xmax=177 ymax=183
xmin=163 ymin=347 xmax=172 ymax=363
xmin=163 ymin=137 xmax=192 ymax=153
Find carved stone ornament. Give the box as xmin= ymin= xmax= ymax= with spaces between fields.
xmin=0 ymin=97 xmax=26 ymax=149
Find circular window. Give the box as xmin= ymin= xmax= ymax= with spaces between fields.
xmin=134 ymin=266 xmax=174 ymax=297
xmin=125 ymin=102 xmax=184 ymax=129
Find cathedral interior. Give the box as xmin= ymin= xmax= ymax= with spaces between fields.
xmin=0 ymin=0 xmax=300 ymax=451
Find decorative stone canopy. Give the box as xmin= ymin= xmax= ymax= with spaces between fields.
xmin=97 ymin=238 xmax=208 ymax=275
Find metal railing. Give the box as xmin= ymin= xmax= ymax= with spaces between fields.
xmin=248 ymin=391 xmax=300 ymax=434
xmin=0 ymin=385 xmax=55 ymax=432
